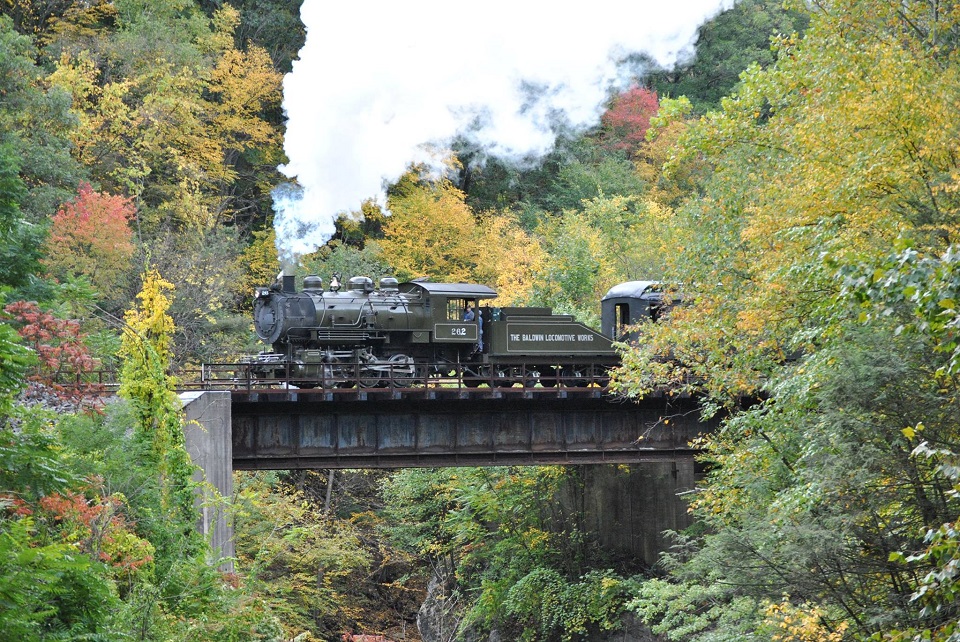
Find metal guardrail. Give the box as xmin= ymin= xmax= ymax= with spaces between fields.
xmin=46 ymin=361 xmax=616 ymax=396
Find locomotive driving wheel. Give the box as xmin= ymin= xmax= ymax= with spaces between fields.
xmin=387 ymin=353 xmax=417 ymax=387
xmin=355 ymin=353 xmax=381 ymax=388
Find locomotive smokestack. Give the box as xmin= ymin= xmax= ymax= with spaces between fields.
xmin=282 ymin=274 xmax=296 ymax=293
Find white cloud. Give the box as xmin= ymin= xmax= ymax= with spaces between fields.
xmin=274 ymin=0 xmax=734 ymax=264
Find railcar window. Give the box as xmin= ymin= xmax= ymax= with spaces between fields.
xmin=615 ymin=303 xmax=630 ymax=338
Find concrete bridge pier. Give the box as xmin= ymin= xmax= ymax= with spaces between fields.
xmin=181 ymin=391 xmax=235 ymax=571
xmin=558 ymin=460 xmax=697 ymax=568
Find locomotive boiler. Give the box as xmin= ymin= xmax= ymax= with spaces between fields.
xmin=247 ymin=273 xmax=665 ymax=388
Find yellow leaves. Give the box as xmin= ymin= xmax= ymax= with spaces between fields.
xmin=380 ymin=178 xmax=480 ymax=282
xmin=46 ymin=4 xmax=284 ymax=233
xmin=237 ymin=228 xmax=280 ymax=295
xmin=760 ymin=598 xmax=848 ymax=642
xmin=200 ymin=5 xmax=240 ymax=54
xmin=121 ymin=269 xmax=176 ymax=366
xmin=735 ymin=309 xmax=766 ymax=336
xmin=208 ymin=45 xmax=282 ymax=152
xmin=641 ymin=0 xmax=960 ymax=401
xmin=479 ymin=212 xmax=546 ymax=306
xmin=380 ymin=177 xmax=544 ymax=302
xmin=902 ymin=422 xmax=924 ymax=439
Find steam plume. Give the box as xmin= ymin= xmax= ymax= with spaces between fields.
xmin=274 ymin=0 xmax=734 ymax=264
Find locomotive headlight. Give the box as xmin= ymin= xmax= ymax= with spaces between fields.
xmin=255 ymin=287 xmax=270 ymax=299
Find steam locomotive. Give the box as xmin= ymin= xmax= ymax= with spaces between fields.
xmin=246 ymin=273 xmax=665 ymax=388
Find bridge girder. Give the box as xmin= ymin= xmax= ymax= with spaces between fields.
xmin=231 ymin=388 xmax=715 ymax=470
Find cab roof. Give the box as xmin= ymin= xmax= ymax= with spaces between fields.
xmin=399 ymin=281 xmax=498 ymax=299
xmin=601 ymin=281 xmax=662 ymax=301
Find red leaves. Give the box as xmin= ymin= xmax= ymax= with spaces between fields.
xmin=600 ymin=85 xmax=659 ymax=156
xmin=34 ymin=488 xmax=154 ymax=573
xmin=3 ymin=300 xmax=102 ymax=404
xmin=43 ymin=182 xmax=136 ymax=293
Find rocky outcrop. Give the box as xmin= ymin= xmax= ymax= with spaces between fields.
xmin=417 ymin=571 xmax=464 ymax=642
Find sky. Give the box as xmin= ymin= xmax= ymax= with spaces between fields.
xmin=273 ymin=0 xmax=735 ymax=265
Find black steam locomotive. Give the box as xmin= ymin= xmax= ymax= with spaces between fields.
xmin=246 ymin=273 xmax=665 ymax=388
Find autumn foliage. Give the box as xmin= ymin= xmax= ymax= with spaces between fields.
xmin=34 ymin=488 xmax=156 ymax=583
xmin=43 ymin=182 xmax=136 ymax=295
xmin=599 ymin=86 xmax=659 ymax=156
xmin=3 ymin=300 xmax=101 ymax=404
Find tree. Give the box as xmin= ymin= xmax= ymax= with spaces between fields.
xmin=531 ymin=194 xmax=669 ymax=326
xmin=0 ymin=15 xmax=84 ymax=221
xmin=380 ymin=174 xmax=546 ymax=307
xmin=46 ymin=2 xmax=285 ymax=233
xmin=205 ymin=5 xmax=285 ymax=230
xmin=648 ymin=0 xmax=809 ymax=113
xmin=2 ymin=0 xmax=77 ymax=37
xmin=618 ymin=1 xmax=960 ymax=638
xmin=3 ymin=300 xmax=101 ymax=405
xmin=615 ymin=0 xmax=960 ymax=403
xmin=632 ymin=96 xmax=708 ymax=208
xmin=232 ymin=472 xmax=371 ymax=637
xmin=380 ymin=177 xmax=486 ymax=283
xmin=382 ymin=466 xmax=637 ymax=641
xmin=0 ymin=322 xmax=34 ymax=417
xmin=223 ymin=0 xmax=305 ymax=73
xmin=301 ymin=239 xmax=393 ymax=286
xmin=457 ymin=132 xmax=646 ymax=227
xmin=477 ymin=212 xmax=546 ymax=306
xmin=43 ymin=182 xmax=136 ymax=298
xmin=118 ymin=270 xmax=195 ymax=516
xmin=599 ymin=86 xmax=659 ymax=156
xmin=0 ymin=142 xmax=45 ymax=289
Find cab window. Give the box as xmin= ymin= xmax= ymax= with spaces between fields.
xmin=447 ymin=298 xmax=475 ymax=321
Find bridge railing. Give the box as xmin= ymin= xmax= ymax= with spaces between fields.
xmin=40 ymin=362 xmax=623 ymax=396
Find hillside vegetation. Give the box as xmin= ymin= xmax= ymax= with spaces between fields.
xmin=2 ymin=0 xmax=959 ymax=640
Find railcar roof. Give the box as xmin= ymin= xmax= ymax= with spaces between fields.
xmin=399 ymin=281 xmax=498 ymax=299
xmin=601 ymin=280 xmax=662 ymax=301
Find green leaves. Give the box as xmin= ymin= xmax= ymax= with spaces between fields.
xmin=504 ymin=569 xmax=636 ymax=642
xmin=619 ymin=1 xmax=960 ymax=628
xmin=839 ymin=242 xmax=960 ymax=376
xmin=0 ymin=517 xmax=115 ymax=641
xmin=382 ymin=466 xmax=632 ymax=640
xmin=0 ymin=323 xmax=34 ymax=410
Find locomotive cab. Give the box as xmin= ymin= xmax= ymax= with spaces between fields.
xmin=397 ymin=281 xmax=497 ymax=348
xmin=601 ymin=281 xmax=672 ymax=342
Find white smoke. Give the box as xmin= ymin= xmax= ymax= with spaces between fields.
xmin=275 ymin=0 xmax=735 ymax=264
